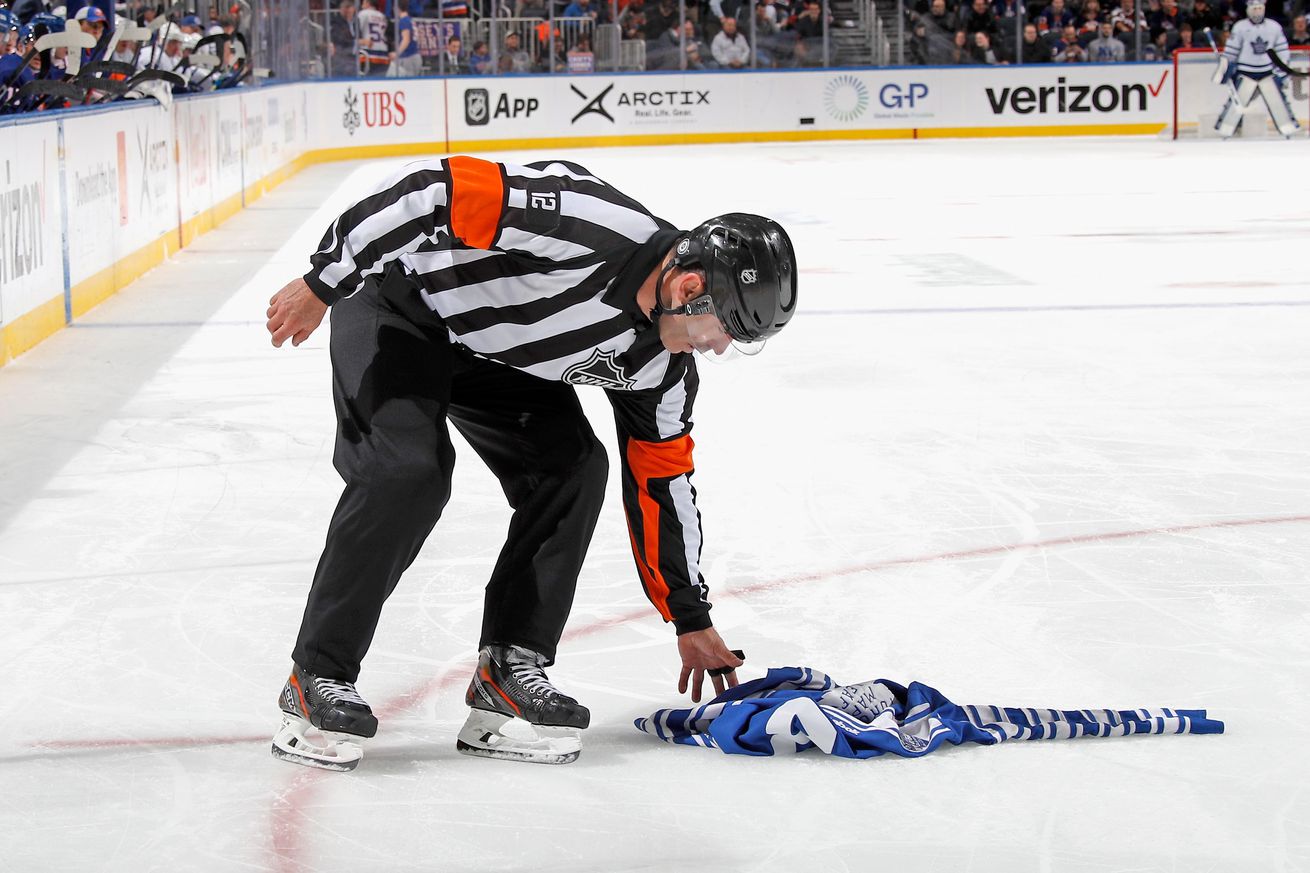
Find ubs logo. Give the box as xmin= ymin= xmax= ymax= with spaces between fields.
xmin=343 ymin=88 xmax=361 ymax=136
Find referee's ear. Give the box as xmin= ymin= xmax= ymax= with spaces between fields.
xmin=666 ymin=269 xmax=705 ymax=307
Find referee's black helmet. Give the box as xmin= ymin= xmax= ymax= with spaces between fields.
xmin=673 ymin=214 xmax=798 ymax=343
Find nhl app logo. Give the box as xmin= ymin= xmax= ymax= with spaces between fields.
xmin=740 ymin=268 xmax=758 ymax=284
xmin=465 ymin=88 xmax=490 ymax=126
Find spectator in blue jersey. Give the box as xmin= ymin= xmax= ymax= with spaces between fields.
xmin=0 ymin=29 xmax=36 ymax=96
xmin=1037 ymin=0 xmax=1074 ymax=35
xmin=563 ymin=0 xmax=598 ymax=20
xmin=388 ymin=0 xmax=421 ymax=76
xmin=992 ymin=0 xmax=1021 ymax=20
xmin=467 ymin=37 xmax=492 ymax=72
xmin=1052 ymin=22 xmax=1087 ymax=58
xmin=1086 ymin=20 xmax=1125 ymax=58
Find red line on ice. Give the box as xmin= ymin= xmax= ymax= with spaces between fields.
xmin=264 ymin=511 xmax=1309 ymax=873
xmin=24 ymin=514 xmax=1307 ymax=868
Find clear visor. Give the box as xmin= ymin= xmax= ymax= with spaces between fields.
xmin=680 ymin=295 xmax=767 ymax=363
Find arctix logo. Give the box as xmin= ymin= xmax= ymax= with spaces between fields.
xmin=985 ymin=71 xmax=1168 ymax=114
xmin=879 ymin=83 xmax=928 ymax=109
xmin=569 ymin=83 xmax=709 ymax=123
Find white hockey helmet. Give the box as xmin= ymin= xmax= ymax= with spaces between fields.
xmin=1247 ymin=0 xmax=1265 ymax=22
xmin=159 ymin=22 xmax=183 ymax=43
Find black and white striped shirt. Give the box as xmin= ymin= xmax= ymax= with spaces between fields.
xmin=303 ymin=156 xmax=713 ymax=632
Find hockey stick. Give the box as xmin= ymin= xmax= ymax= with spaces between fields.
xmin=1268 ymin=48 xmax=1310 ymax=78
xmin=0 ymin=32 xmax=63 ymax=92
xmin=1202 ymin=27 xmax=1257 ymax=116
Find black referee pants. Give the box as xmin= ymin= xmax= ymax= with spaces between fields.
xmin=291 ymin=270 xmax=609 ymax=683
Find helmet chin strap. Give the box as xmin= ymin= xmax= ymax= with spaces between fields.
xmin=650 ymin=260 xmax=681 ymax=321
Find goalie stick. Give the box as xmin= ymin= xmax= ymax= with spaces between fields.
xmin=1268 ymin=48 xmax=1309 ymax=78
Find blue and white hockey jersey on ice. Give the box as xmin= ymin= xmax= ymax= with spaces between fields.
xmin=635 ymin=668 xmax=1224 ymax=758
xmin=1224 ymin=18 xmax=1290 ymax=75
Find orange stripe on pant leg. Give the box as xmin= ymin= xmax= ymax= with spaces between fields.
xmin=625 ymin=435 xmax=695 ymax=621
xmin=447 ymin=155 xmax=504 ymax=250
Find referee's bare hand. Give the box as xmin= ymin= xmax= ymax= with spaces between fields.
xmin=267 ymin=278 xmax=328 ymax=348
xmin=677 ymin=628 xmax=744 ymax=703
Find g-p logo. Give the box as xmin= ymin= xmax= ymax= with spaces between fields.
xmin=879 ymin=83 xmax=929 ymax=109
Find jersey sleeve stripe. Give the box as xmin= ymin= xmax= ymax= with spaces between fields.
xmin=448 ymin=156 xmax=506 ymax=251
xmin=624 ymin=435 xmax=695 ymax=620
xmin=655 ymin=375 xmax=691 ymax=439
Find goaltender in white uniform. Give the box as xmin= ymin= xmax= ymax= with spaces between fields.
xmin=1210 ymin=1 xmax=1301 ymax=138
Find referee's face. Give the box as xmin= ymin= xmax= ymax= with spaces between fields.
xmin=658 ymin=270 xmax=733 ymax=356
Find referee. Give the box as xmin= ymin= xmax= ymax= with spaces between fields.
xmin=265 ymin=156 xmax=798 ymax=770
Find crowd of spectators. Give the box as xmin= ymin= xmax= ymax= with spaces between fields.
xmin=322 ymin=0 xmax=834 ymax=73
xmin=1 ymin=1 xmax=253 ymax=114
xmin=907 ymin=0 xmax=1310 ymax=64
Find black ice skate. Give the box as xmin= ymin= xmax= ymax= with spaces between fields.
xmin=271 ymin=664 xmax=378 ymax=771
xmin=457 ymin=645 xmax=590 ymax=765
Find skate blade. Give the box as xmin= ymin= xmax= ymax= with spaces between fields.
xmin=271 ymin=714 xmax=364 ymax=772
xmin=457 ymin=709 xmax=582 ymax=765
xmin=456 ymin=738 xmax=580 ymax=765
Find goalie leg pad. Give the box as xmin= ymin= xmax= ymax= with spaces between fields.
xmin=1216 ymin=75 xmax=1260 ymax=138
xmin=1256 ymin=74 xmax=1301 ymax=136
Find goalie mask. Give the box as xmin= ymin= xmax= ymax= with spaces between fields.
xmin=1247 ymin=0 xmax=1265 ymax=22
xmin=653 ymin=213 xmax=798 ymax=356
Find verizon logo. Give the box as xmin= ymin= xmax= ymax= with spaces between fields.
xmin=985 ymin=71 xmax=1169 ymax=115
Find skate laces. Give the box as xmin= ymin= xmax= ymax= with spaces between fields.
xmin=314 ymin=677 xmax=368 ymax=708
xmin=508 ymin=662 xmax=561 ymax=698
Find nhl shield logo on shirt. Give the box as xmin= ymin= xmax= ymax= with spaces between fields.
xmin=465 ymin=89 xmax=490 ymax=126
xmin=562 ymin=349 xmax=635 ymax=390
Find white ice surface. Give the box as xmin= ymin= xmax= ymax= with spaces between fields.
xmin=2 ymin=138 xmax=1309 ymax=873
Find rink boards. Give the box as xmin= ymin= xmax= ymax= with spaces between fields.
xmin=0 ymin=64 xmax=1181 ymax=366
